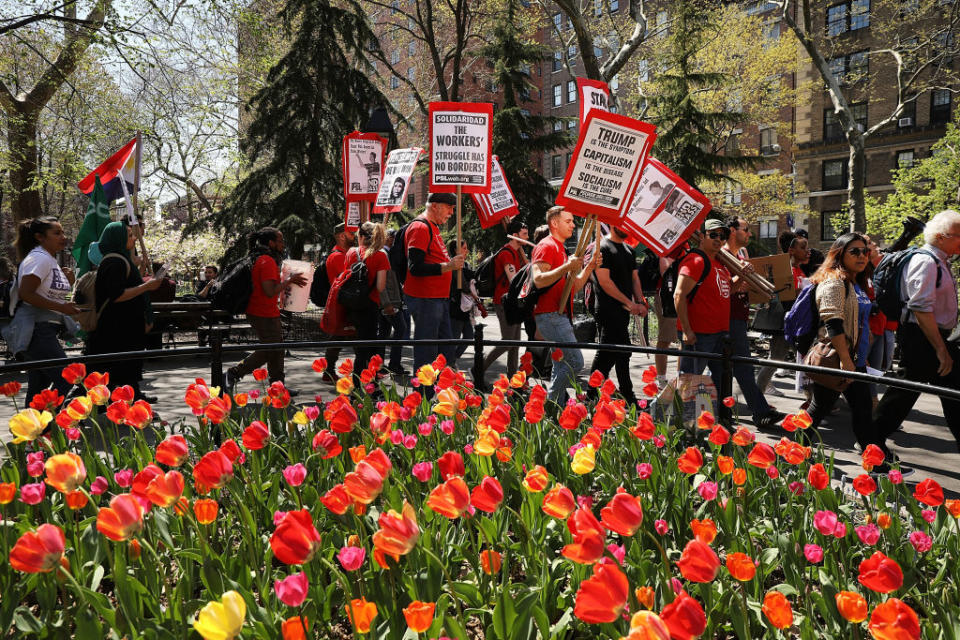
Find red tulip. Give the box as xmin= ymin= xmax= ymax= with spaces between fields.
xmin=676 ymin=447 xmax=703 ymax=474
xmin=372 ymin=501 xmax=419 ymax=557
xmin=242 ymin=421 xmax=270 ymax=450
xmin=631 ymin=412 xmax=656 ymax=440
xmin=311 ymin=429 xmax=342 ymax=458
xmin=9 ymin=524 xmax=65 ymax=573
xmin=660 ymin=591 xmax=706 ymax=640
xmin=271 ymin=510 xmax=322 ymax=565
xmin=807 ymin=463 xmax=829 ymax=490
xmin=861 ymin=444 xmax=886 ymax=469
xmin=155 ymin=435 xmax=189 ymax=467
xmin=61 ymin=363 xmax=86 ymax=385
xmin=858 ymin=551 xmax=903 ymax=593
xmin=868 ymin=598 xmax=921 ymax=640
xmin=143 ymin=469 xmax=185 ymax=508
xmin=852 ymin=474 xmax=877 ymax=496
xmin=562 ymin=508 xmax=606 ymax=564
xmin=320 ymin=484 xmax=353 ymax=515
xmin=427 ymin=476 xmax=471 ymax=518
xmin=677 ymin=539 xmax=720 ymax=583
xmin=470 ymin=476 xmax=504 ymax=513
xmin=913 ymin=478 xmax=944 ymax=507
xmin=600 ymin=491 xmax=643 ymax=537
xmin=96 ymin=494 xmax=145 ymax=541
xmin=747 ymin=442 xmax=777 ymax=468
xmin=436 ymin=451 xmax=465 ymax=480
xmin=573 ymin=562 xmax=629 ymax=623
xmin=192 ymin=450 xmax=234 ymax=494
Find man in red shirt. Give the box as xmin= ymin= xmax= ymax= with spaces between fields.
xmin=404 ymin=192 xmax=465 ymax=372
xmin=481 ymin=219 xmax=528 ymax=381
xmin=675 ymin=218 xmax=732 ymax=394
xmin=226 ymin=227 xmax=307 ymax=392
xmin=320 ymin=223 xmax=356 ymax=383
xmin=531 ymin=206 xmax=599 ymax=403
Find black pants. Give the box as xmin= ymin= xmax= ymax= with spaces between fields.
xmin=874 ymin=323 xmax=960 ymax=452
xmin=808 ymin=368 xmax=874 ymax=449
xmin=349 ymin=302 xmax=381 ymax=372
xmin=589 ymin=308 xmax=636 ymax=404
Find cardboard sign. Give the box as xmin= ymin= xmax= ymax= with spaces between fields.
xmin=343 ymin=132 xmax=387 ymax=202
xmin=471 ymin=156 xmax=519 ymax=228
xmin=345 ymin=202 xmax=361 ymax=232
xmin=622 ymin=158 xmax=711 ymax=256
xmin=428 ymin=102 xmax=493 ymax=193
xmin=555 ymin=110 xmax=656 ymax=223
xmin=374 ymin=147 xmax=423 ymax=213
xmin=746 ymin=253 xmax=797 ymax=304
xmin=577 ymin=78 xmax=610 ymax=126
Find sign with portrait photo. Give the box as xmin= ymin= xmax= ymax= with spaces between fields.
xmin=374 ymin=147 xmax=423 ymax=214
xmin=577 ymin=78 xmax=610 ymax=126
xmin=555 ymin=110 xmax=656 ymax=223
xmin=471 ymin=156 xmax=519 ymax=228
xmin=343 ymin=131 xmax=387 ymax=202
xmin=428 ymin=102 xmax=493 ymax=193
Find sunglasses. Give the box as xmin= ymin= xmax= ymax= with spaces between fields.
xmin=707 ymin=229 xmax=730 ymax=240
xmin=846 ymin=247 xmax=869 ymax=257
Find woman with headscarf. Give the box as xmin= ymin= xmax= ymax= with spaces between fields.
xmin=86 ymin=221 xmax=162 ymax=401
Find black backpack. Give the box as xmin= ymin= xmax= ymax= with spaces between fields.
xmin=873 ymin=247 xmax=941 ymax=322
xmin=389 ymin=219 xmax=433 ymax=285
xmin=658 ymin=248 xmax=710 ymax=318
xmin=210 ymin=249 xmax=270 ymax=315
xmin=474 ymin=247 xmax=509 ymax=298
xmin=336 ymin=251 xmax=371 ymax=311
xmin=503 ymin=263 xmax=560 ymax=325
xmin=309 ymin=253 xmax=331 ymax=307
xmin=637 ymin=250 xmax=661 ymax=293
xmin=0 ymin=279 xmax=15 ymax=320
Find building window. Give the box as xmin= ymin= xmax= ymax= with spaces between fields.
xmin=553 ymin=120 xmax=563 ymax=132
xmin=896 ymin=150 xmax=915 ymax=169
xmin=610 ymin=0 xmax=619 ymax=11
xmin=407 ymin=66 xmax=415 ymax=81
xmin=610 ymin=75 xmax=619 ymax=92
xmin=850 ymin=0 xmax=870 ymax=30
xmin=656 ymin=10 xmax=668 ymax=31
xmin=567 ymin=80 xmax=576 ymax=103
xmin=822 ymin=212 xmax=843 ymax=241
xmin=746 ymin=1 xmax=779 ymax=14
xmin=826 ymin=4 xmax=847 ymax=36
xmin=553 ymin=50 xmax=562 ymax=72
xmin=565 ymin=151 xmax=573 ymax=169
xmin=567 ymin=119 xmax=577 ymax=130
xmin=594 ymin=45 xmax=603 ymax=58
xmin=407 ymin=192 xmax=416 ymax=210
xmin=759 ymin=219 xmax=778 ymax=239
xmin=824 ymin=109 xmax=843 ymax=142
xmin=568 ymin=44 xmax=577 ymax=60
xmin=553 ymin=84 xmax=562 ymax=107
xmin=898 ymin=100 xmax=916 ymax=128
xmin=594 ymin=0 xmax=603 ymax=16
xmin=900 ymin=0 xmax=919 ymax=14
xmin=828 ymin=56 xmax=845 ymax=83
xmin=391 ymin=0 xmax=399 ymax=14
xmin=760 ymin=128 xmax=778 ymax=155
xmin=390 ymin=49 xmax=400 ymax=64
xmin=848 ymin=50 xmax=869 ymax=80
xmin=553 ymin=12 xmax=562 ymax=31
xmin=851 ymin=101 xmax=868 ymax=131
xmin=638 ymin=59 xmax=649 ymax=83
xmin=390 ymin=76 xmax=399 ymax=89
xmin=408 ymin=41 xmax=416 ymax=56
xmin=725 ymin=132 xmax=740 ymax=156
xmin=931 ymin=89 xmax=952 ymax=126
xmin=827 ymin=1 xmax=870 ymax=35
xmin=763 ymin=21 xmax=780 ymax=43
xmin=822 ymin=159 xmax=848 ymax=190
xmin=552 ymin=154 xmax=563 ymax=179
xmin=724 ymin=180 xmax=743 ymax=205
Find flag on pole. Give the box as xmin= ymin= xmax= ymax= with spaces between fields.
xmin=72 ymin=176 xmax=111 ymax=276
xmin=77 ymin=138 xmax=138 ymax=204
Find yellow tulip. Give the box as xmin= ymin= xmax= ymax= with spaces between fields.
xmin=292 ymin=411 xmax=309 ymax=425
xmin=416 ymin=364 xmax=436 ymax=386
xmin=65 ymin=396 xmax=93 ymax=421
xmin=431 ymin=388 xmax=458 ymax=417
xmin=336 ymin=377 xmax=354 ymax=396
xmin=571 ymin=445 xmax=596 ymax=475
xmin=9 ymin=409 xmax=52 ymax=444
xmin=473 ymin=427 xmax=499 ymax=457
xmin=193 ymin=590 xmax=246 ymax=640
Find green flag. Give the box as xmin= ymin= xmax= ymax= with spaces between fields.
xmin=73 ymin=175 xmax=110 ymax=276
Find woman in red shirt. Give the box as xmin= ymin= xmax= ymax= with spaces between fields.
xmin=342 ymin=221 xmax=390 ymax=371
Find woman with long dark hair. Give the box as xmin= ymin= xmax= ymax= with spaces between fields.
xmin=806 ymin=232 xmax=874 ymax=446
xmin=342 ymin=221 xmax=389 ymax=372
xmin=5 ymin=217 xmax=81 ymax=401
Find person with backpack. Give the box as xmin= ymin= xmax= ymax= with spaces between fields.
xmin=85 ymin=221 xmax=164 ymax=402
xmin=3 ymin=217 xmax=81 ymax=403
xmin=341 ymin=221 xmax=390 ymax=372
xmin=802 ymin=232 xmax=875 ymax=444
xmin=378 ymin=228 xmax=408 ymax=376
xmin=531 ymin=206 xmax=600 ymax=404
xmin=226 ymin=228 xmax=307 ymax=393
xmin=446 ymin=239 xmax=482 ymax=368
xmin=480 ymin=219 xmax=528 ymax=381
xmin=587 ymin=225 xmax=648 ymax=406
xmin=872 ymin=209 xmax=960 ymax=458
xmin=402 ymin=192 xmax=465 ymax=373
xmin=317 ymin=223 xmax=356 ymax=383
xmin=675 ymin=219 xmax=732 ymax=395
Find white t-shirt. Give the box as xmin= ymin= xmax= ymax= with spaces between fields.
xmin=13 ymin=246 xmax=71 ymax=308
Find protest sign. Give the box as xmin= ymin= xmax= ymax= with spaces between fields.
xmin=577 ymin=78 xmax=610 ymax=126
xmin=428 ymin=102 xmax=493 ymax=194
xmin=374 ymin=147 xmax=423 ymax=213
xmin=621 ymin=158 xmax=711 ymax=256
xmin=345 ymin=202 xmax=361 ymax=232
xmin=471 ymin=156 xmax=519 ymax=228
xmin=747 ymin=253 xmax=797 ymax=304
xmin=342 ymin=132 xmax=386 ymax=202
xmin=555 ymin=111 xmax=656 ymax=224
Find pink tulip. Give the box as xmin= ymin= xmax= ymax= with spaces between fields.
xmin=803 ymin=544 xmax=823 ymax=563
xmin=400 ymin=407 xmax=413 ymax=421
xmin=412 ymin=462 xmax=433 ymax=482
xmin=636 ymin=463 xmax=652 ymax=479
xmin=390 ymin=430 xmax=404 ymax=445
xmin=440 ymin=419 xmax=455 ymax=435
xmin=90 ymin=476 xmax=109 ymax=495
xmin=653 ymin=435 xmax=666 ymax=448
xmin=606 ymin=543 xmax=626 ymax=565
xmin=766 ymin=465 xmax=779 ymax=479
xmin=274 ymin=572 xmax=309 ymax=607
xmin=833 ymin=522 xmax=847 ymax=539
xmin=428 ymin=415 xmax=438 ymax=425
xmin=304 ymin=405 xmax=320 ymax=421
xmin=273 ymin=511 xmax=288 ymax=526
xmin=403 ymin=434 xmax=418 ymax=449
xmin=887 ymin=469 xmax=903 ymax=484
xmin=671 ymin=577 xmax=683 ymax=594
xmin=577 ymin=495 xmax=594 ymax=511
xmin=813 ymin=510 xmax=838 ymax=536
xmin=788 ymin=481 xmax=805 ymax=496
xmin=418 ymin=422 xmax=433 ymax=436
xmin=338 ymin=546 xmax=366 ymax=571
xmin=19 ymin=482 xmax=45 ymax=505
xmin=568 ymin=443 xmax=584 ymax=457
xmin=114 ymin=469 xmax=134 ymax=488
xmin=654 ymin=519 xmax=669 ymax=535
xmin=697 ymin=481 xmax=718 ymax=501
xmin=26 ymin=452 xmax=44 ymax=477
xmin=921 ymin=509 xmax=936 ymax=524
xmin=249 ymin=389 xmax=260 ymax=399
xmin=909 ymin=531 xmax=932 ymax=553
xmin=855 ymin=524 xmax=880 ymax=546
xmin=463 ymin=444 xmax=474 ymax=455
xmin=282 ymin=464 xmax=307 ymax=487
xmin=64 ymin=427 xmax=81 ymax=441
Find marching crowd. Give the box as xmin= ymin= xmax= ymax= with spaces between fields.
xmin=5 ymin=199 xmax=960 ymax=467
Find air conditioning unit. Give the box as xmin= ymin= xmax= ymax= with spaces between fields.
xmin=898 ymin=117 xmax=914 ymax=128
xmin=771 ymin=143 xmax=782 ymax=152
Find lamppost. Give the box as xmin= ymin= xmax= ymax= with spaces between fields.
xmin=362 ymin=106 xmax=396 ymax=151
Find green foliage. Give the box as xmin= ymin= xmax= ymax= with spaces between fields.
xmin=865 ymin=111 xmax=960 ymax=244
xmin=205 ymin=0 xmax=394 ymax=256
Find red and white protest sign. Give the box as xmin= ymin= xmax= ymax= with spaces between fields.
xmin=373 ymin=147 xmax=423 ymax=214
xmin=343 ymin=131 xmax=387 ymax=202
xmin=577 ymin=78 xmax=610 ymax=126
xmin=345 ymin=202 xmax=361 ymax=232
xmin=428 ymin=102 xmax=493 ymax=194
xmin=555 ymin=110 xmax=656 ymax=224
xmin=470 ymin=156 xmax=519 ymax=228
xmin=622 ymin=158 xmax=712 ymax=256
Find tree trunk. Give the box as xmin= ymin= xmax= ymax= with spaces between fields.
xmin=8 ymin=106 xmax=42 ymax=223
xmin=847 ymin=137 xmax=867 ymax=232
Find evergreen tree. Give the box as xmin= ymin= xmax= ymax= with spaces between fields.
xmin=207 ymin=0 xmax=395 ymax=256
xmin=645 ymin=0 xmax=756 ymax=191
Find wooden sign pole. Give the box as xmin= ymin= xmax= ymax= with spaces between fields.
xmin=456 ymin=185 xmax=463 ymax=288
xmin=556 ymin=214 xmax=597 ymax=312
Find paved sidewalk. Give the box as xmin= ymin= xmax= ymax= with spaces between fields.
xmin=2 ymin=319 xmax=958 ymax=496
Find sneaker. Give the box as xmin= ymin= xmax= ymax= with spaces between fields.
xmin=225 ymin=368 xmax=239 ymax=394
xmin=766 ymin=384 xmax=785 ymax=398
xmin=755 ymin=410 xmax=786 ymax=431
xmin=775 ymin=368 xmax=792 ymax=378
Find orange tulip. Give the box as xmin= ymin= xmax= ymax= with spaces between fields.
xmin=427 ymin=476 xmax=471 ymax=519
xmin=732 ymin=468 xmax=746 ymax=486
xmin=402 ymin=600 xmax=435 ymax=632
xmin=65 ymin=490 xmax=88 ymax=510
xmin=480 ymin=549 xmax=502 ymax=574
xmin=144 ymin=469 xmax=185 ymax=508
xmin=522 ymin=465 xmax=549 ymax=492
xmin=716 ymin=455 xmax=734 ymax=475
xmin=868 ymin=598 xmax=921 ymax=640
xmin=44 ymin=452 xmax=86 ymax=494
xmin=344 ymin=458 xmax=388 ymax=505
xmin=562 ymin=507 xmax=606 ymax=564
xmin=762 ymin=591 xmax=793 ymax=629
xmin=677 ymin=539 xmax=720 ymax=583
xmin=155 ymin=435 xmax=189 ymax=467
xmin=690 ymin=518 xmax=717 ymax=544
xmin=0 ymin=482 xmax=15 ymax=504
xmin=726 ymin=552 xmax=756 ymax=581
xmin=747 ymin=443 xmax=777 ymax=468
xmin=835 ymin=591 xmax=868 ymax=623
xmin=635 ymin=586 xmax=655 ymax=610
xmin=624 ymin=611 xmax=670 ymax=640
xmin=96 ymin=494 xmax=145 ymax=541
xmin=270 ymin=510 xmax=322 ymax=565
xmin=349 ymin=445 xmax=367 ymax=464
xmin=321 ymin=484 xmax=353 ymax=515
xmin=946 ymin=499 xmax=960 ymax=519
xmin=281 ymin=616 xmax=310 ymax=640
xmin=9 ymin=523 xmax=65 ymax=573
xmin=61 ymin=362 xmax=86 ymax=385
xmin=346 ymin=598 xmax=378 ymax=634
xmin=542 ymin=484 xmax=577 ymax=519
xmin=676 ymin=447 xmax=703 ymax=474
xmin=372 ymin=501 xmax=419 ymax=557
xmin=194 ymin=498 xmax=218 ymax=524
xmin=573 ymin=562 xmax=629 ymax=624
xmin=600 ymin=491 xmax=643 ymax=537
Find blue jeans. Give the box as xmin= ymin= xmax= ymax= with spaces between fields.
xmin=729 ymin=319 xmax=772 ymax=419
xmin=535 ymin=312 xmax=583 ymax=403
xmin=678 ymin=331 xmax=728 ymax=397
xmin=867 ymin=329 xmax=895 ymax=398
xmin=405 ymin=295 xmax=453 ymax=372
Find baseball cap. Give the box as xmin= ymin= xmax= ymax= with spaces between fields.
xmin=704 ymin=218 xmax=725 ymax=232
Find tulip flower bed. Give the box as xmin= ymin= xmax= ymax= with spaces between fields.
xmin=1 ymin=354 xmax=957 ymax=640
